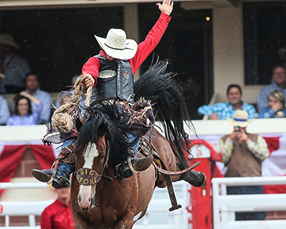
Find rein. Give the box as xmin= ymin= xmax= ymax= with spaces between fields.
xmin=142 ymin=135 xmax=200 ymax=176
xmin=76 ymin=140 xmax=112 ymax=186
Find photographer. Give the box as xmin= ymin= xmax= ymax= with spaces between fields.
xmin=218 ymin=110 xmax=269 ymax=221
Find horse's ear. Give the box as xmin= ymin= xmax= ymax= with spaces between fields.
xmin=76 ymin=118 xmax=83 ymax=132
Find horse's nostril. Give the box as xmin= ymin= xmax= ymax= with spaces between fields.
xmin=81 ymin=207 xmax=90 ymax=212
xmin=78 ymin=194 xmax=82 ymax=203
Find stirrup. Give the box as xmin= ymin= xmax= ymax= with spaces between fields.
xmin=115 ymin=160 xmax=133 ymax=178
xmin=116 ymin=157 xmax=152 ymax=178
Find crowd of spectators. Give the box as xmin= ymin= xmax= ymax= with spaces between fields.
xmin=0 ymin=34 xmax=69 ymax=126
xmin=198 ymin=64 xmax=286 ymax=120
xmin=1 ymin=33 xmax=286 ymax=127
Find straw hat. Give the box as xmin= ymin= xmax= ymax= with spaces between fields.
xmin=0 ymin=34 xmax=20 ymax=49
xmin=94 ymin=28 xmax=137 ymax=60
xmin=227 ymin=110 xmax=250 ymax=128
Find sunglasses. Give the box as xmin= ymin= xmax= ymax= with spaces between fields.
xmin=234 ymin=118 xmax=247 ymax=122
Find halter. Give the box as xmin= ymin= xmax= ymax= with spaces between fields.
xmin=76 ymin=140 xmax=110 ymax=186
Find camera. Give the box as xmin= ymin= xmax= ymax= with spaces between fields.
xmin=234 ymin=126 xmax=241 ymax=132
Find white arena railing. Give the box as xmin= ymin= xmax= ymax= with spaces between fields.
xmin=0 ymin=182 xmax=53 ymax=229
xmin=133 ymin=181 xmax=190 ymax=229
xmin=212 ymin=176 xmax=286 ymax=229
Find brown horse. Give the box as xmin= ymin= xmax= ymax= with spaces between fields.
xmin=71 ymin=118 xmax=205 ymax=229
xmin=70 ymin=60 xmax=206 ymax=229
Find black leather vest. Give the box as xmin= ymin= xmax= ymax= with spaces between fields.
xmin=95 ymin=55 xmax=134 ymax=103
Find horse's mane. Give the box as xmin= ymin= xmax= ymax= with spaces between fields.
xmin=134 ymin=59 xmax=194 ymax=169
xmin=77 ymin=102 xmax=140 ymax=167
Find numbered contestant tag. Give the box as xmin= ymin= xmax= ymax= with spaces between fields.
xmin=76 ymin=168 xmax=101 ymax=186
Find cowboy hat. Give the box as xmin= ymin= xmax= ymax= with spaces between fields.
xmin=0 ymin=34 xmax=20 ymax=49
xmin=94 ymin=28 xmax=137 ymax=60
xmin=227 ymin=110 xmax=250 ymax=128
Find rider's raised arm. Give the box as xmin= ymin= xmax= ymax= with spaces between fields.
xmin=129 ymin=0 xmax=173 ymax=73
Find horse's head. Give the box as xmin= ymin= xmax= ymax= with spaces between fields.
xmin=73 ymin=104 xmax=111 ymax=211
xmin=75 ymin=131 xmax=108 ymax=211
xmin=73 ymin=102 xmax=133 ymax=211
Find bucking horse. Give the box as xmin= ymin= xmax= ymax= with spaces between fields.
xmin=57 ymin=60 xmax=206 ymax=229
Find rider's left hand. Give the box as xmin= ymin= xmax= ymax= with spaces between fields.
xmin=83 ymin=75 xmax=94 ymax=88
xmin=156 ymin=0 xmax=174 ymax=16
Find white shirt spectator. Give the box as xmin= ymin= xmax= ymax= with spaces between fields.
xmin=0 ymin=95 xmax=10 ymax=125
xmin=24 ymin=73 xmax=52 ymax=124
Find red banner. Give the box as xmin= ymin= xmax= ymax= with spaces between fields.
xmin=0 ymin=144 xmax=55 ymax=196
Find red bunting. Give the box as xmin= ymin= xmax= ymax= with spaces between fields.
xmin=0 ymin=144 xmax=55 ymax=196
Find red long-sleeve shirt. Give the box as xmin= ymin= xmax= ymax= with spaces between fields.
xmin=40 ymin=199 xmax=74 ymax=229
xmin=81 ymin=13 xmax=171 ymax=86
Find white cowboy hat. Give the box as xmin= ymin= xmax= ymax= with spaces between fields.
xmin=0 ymin=34 xmax=20 ymax=49
xmin=94 ymin=28 xmax=137 ymax=60
xmin=227 ymin=110 xmax=251 ymax=128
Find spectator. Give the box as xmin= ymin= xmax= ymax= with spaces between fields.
xmin=7 ymin=92 xmax=42 ymax=126
xmin=40 ymin=187 xmax=74 ymax=229
xmin=23 ymin=72 xmax=52 ymax=124
xmin=0 ymin=95 xmax=10 ymax=125
xmin=218 ymin=110 xmax=269 ymax=221
xmin=257 ymin=64 xmax=286 ymax=112
xmin=0 ymin=34 xmax=31 ymax=93
xmin=259 ymin=90 xmax=286 ymax=118
xmin=198 ymin=84 xmax=256 ymax=120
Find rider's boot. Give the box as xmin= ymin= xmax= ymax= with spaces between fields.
xmin=31 ymin=141 xmax=76 ymax=189
xmin=32 ymin=162 xmax=75 ymax=189
xmin=179 ymin=170 xmax=207 ymax=188
xmin=116 ymin=157 xmax=153 ymax=178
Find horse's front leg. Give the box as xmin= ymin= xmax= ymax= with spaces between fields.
xmin=72 ymin=212 xmax=92 ymax=229
xmin=115 ymin=211 xmax=136 ymax=229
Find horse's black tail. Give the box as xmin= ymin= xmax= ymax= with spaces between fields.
xmin=134 ymin=59 xmax=194 ymax=168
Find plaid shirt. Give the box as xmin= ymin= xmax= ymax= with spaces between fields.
xmin=219 ymin=135 xmax=269 ymax=164
xmin=197 ymin=102 xmax=256 ymax=120
xmin=257 ymin=82 xmax=286 ymax=112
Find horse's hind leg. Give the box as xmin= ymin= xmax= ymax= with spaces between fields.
xmin=178 ymin=169 xmax=207 ymax=188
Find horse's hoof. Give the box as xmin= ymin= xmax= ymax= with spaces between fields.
xmin=182 ymin=171 xmax=207 ymax=188
xmin=197 ymin=173 xmax=207 ymax=188
xmin=31 ymin=169 xmax=53 ymax=182
xmin=133 ymin=157 xmax=153 ymax=172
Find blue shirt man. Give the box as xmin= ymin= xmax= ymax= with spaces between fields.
xmin=257 ymin=64 xmax=286 ymax=112
xmin=24 ymin=73 xmax=52 ymax=124
xmin=198 ymin=84 xmax=256 ymax=120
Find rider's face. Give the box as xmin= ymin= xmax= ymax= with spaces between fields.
xmin=105 ymin=53 xmax=116 ymax=61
